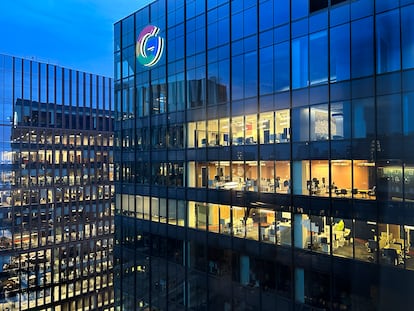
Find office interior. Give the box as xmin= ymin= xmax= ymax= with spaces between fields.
xmin=119 ymin=193 xmax=414 ymax=270
xmin=187 ymin=159 xmax=383 ymax=200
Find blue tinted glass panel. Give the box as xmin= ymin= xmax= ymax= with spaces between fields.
xmin=291 ymin=0 xmax=308 ymax=20
xmin=218 ymin=3 xmax=229 ymax=19
xmin=309 ymin=11 xmax=328 ymax=33
xmin=260 ymin=46 xmax=274 ymax=95
xmin=22 ymin=60 xmax=30 ymax=100
xmin=195 ymin=0 xmax=205 ymax=15
xmin=309 ymin=30 xmax=328 ymax=85
xmin=401 ymin=5 xmax=414 ymax=69
xmin=330 ymin=2 xmax=350 ymax=27
xmin=260 ymin=29 xmax=273 ymax=48
xmin=292 ymin=19 xmax=308 ymax=38
xmin=187 ymin=31 xmax=196 ymax=55
xmin=40 ymin=63 xmax=47 ymax=102
xmin=32 ymin=63 xmax=39 ymax=102
xmin=292 ymin=107 xmax=309 ymax=142
xmin=114 ymin=22 xmax=121 ymax=51
xmin=195 ymin=28 xmax=206 ymax=54
xmin=208 ymin=23 xmax=218 ymax=49
xmin=217 ymin=18 xmax=230 ymax=46
xmin=352 ymin=98 xmax=375 ymax=139
xmin=350 ymin=0 xmax=373 ymax=20
xmin=231 ymin=0 xmax=243 ymax=13
xmin=259 ymin=0 xmax=273 ymax=31
xmin=121 ymin=15 xmax=134 ymax=49
xmin=244 ymin=7 xmax=257 ymax=38
xmin=377 ymin=94 xmax=402 ymax=136
xmin=403 ymin=92 xmax=414 ymax=135
xmin=208 ymin=7 xmax=218 ymax=24
xmin=351 ymin=17 xmax=373 ymax=78
xmin=208 ymin=61 xmax=218 ymax=80
xmin=218 ymin=44 xmax=229 ymax=60
xmin=376 ymin=10 xmax=400 ymax=74
xmin=175 ymin=35 xmax=185 ymax=60
xmin=330 ymin=24 xmax=350 ymax=82
xmin=232 ymin=55 xmax=243 ymax=100
xmin=14 ymin=59 xmax=22 ymax=101
xmin=292 ymin=36 xmax=308 ymax=89
xmin=232 ymin=40 xmax=243 ymax=57
xmin=243 ymin=36 xmax=256 ymax=53
xmin=244 ymin=51 xmax=257 ymax=98
xmin=79 ymin=73 xmax=84 ymax=107
xmin=175 ymin=7 xmax=184 ymax=25
xmin=231 ymin=12 xmax=243 ymax=41
xmin=375 ymin=0 xmax=398 ymax=13
xmin=218 ymin=59 xmax=230 ymax=100
xmin=274 ymin=0 xmax=289 ymax=26
xmin=186 ymin=0 xmax=197 ymax=19
xmin=274 ymin=24 xmax=290 ymax=43
xmin=275 ymin=41 xmax=290 ymax=92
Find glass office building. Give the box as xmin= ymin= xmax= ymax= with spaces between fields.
xmin=114 ymin=0 xmax=414 ymax=310
xmin=0 ymin=54 xmax=114 ymax=310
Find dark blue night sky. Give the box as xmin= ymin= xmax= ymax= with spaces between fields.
xmin=0 ymin=0 xmax=153 ymax=77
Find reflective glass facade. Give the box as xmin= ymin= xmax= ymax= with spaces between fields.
xmin=115 ymin=0 xmax=414 ymax=310
xmin=0 ymin=55 xmax=114 ymax=310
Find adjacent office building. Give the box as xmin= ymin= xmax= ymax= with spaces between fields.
xmin=0 ymin=54 xmax=114 ymax=310
xmin=114 ymin=0 xmax=414 ymax=310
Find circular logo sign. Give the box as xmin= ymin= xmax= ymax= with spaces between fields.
xmin=136 ymin=25 xmax=164 ymax=67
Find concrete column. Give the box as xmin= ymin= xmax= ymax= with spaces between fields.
xmin=294 ymin=214 xmax=307 ymax=249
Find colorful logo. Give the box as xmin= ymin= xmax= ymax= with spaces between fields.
xmin=136 ymin=25 xmax=164 ymax=67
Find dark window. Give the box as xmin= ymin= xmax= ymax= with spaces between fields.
xmin=377 ymin=94 xmax=402 ymax=137
xmin=311 ymin=0 xmax=348 ymax=13
xmin=310 ymin=0 xmax=328 ymax=13
xmin=352 ymin=98 xmax=375 ymax=139
xmin=331 ymin=0 xmax=347 ymax=4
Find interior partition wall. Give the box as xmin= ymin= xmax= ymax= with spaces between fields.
xmin=115 ymin=1 xmax=414 ymax=310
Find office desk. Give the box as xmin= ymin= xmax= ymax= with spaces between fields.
xmin=384 ymin=243 xmax=403 ymax=255
xmin=261 ymin=224 xmax=274 ymax=242
xmin=215 ymin=181 xmax=238 ymax=189
xmin=335 ymin=189 xmax=348 ymax=196
xmin=317 ymin=233 xmax=330 ymax=253
xmin=276 ymin=222 xmax=291 ymax=245
xmin=317 ymin=227 xmax=351 ymax=251
xmin=382 ymin=246 xmax=403 ymax=265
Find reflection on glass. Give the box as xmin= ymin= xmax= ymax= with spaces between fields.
xmin=376 ymin=9 xmax=401 ymax=74
xmin=292 ymin=36 xmax=308 ymax=89
xmin=259 ymin=112 xmax=274 ymax=144
xmin=310 ymin=104 xmax=329 ymax=141
xmin=309 ymin=30 xmax=328 ymax=85
xmin=330 ymin=24 xmax=350 ymax=82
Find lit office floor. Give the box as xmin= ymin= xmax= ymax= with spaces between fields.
xmin=195 ymin=221 xmax=414 ymax=271
xmin=332 ymin=242 xmax=373 ymax=262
